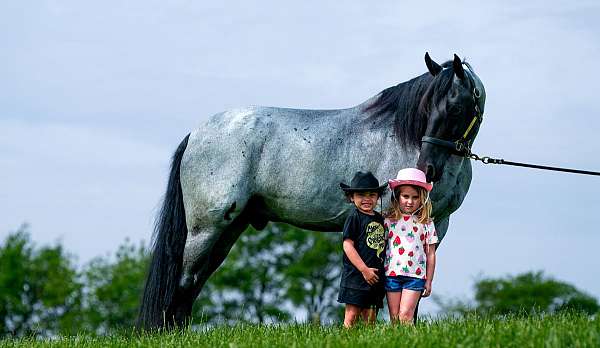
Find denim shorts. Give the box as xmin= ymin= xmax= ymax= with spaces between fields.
xmin=385 ymin=275 xmax=426 ymax=292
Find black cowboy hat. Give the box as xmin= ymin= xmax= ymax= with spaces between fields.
xmin=339 ymin=171 xmax=387 ymax=194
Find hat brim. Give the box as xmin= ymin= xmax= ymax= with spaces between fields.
xmin=340 ymin=182 xmax=388 ymax=194
xmin=388 ymin=179 xmax=433 ymax=192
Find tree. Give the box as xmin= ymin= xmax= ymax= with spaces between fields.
xmin=475 ymin=271 xmax=599 ymax=315
xmin=194 ymin=223 xmax=344 ymax=325
xmin=0 ymin=225 xmax=83 ymax=337
xmin=282 ymin=228 xmax=343 ymax=324
xmin=82 ymin=239 xmax=149 ymax=334
xmin=435 ymin=271 xmax=599 ymax=316
xmin=195 ymin=225 xmax=294 ymax=324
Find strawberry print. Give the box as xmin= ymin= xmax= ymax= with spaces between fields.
xmin=384 ymin=217 xmax=438 ymax=279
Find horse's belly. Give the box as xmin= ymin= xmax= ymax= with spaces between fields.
xmin=258 ymin=192 xmax=349 ymax=232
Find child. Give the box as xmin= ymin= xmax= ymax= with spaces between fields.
xmin=338 ymin=171 xmax=387 ymax=328
xmin=384 ymin=168 xmax=437 ymax=324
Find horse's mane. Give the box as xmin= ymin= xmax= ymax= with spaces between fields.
xmin=364 ymin=60 xmax=457 ymax=149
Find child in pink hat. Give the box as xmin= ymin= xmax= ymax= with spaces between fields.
xmin=384 ymin=168 xmax=437 ymax=325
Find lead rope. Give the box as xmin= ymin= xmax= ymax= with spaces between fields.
xmin=468 ymin=153 xmax=600 ymax=176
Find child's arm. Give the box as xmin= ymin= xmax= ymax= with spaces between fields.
xmin=342 ymin=239 xmax=379 ymax=285
xmin=423 ymin=244 xmax=436 ymax=297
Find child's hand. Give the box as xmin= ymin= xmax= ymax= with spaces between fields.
xmin=361 ymin=267 xmax=379 ymax=285
xmin=422 ymin=280 xmax=432 ymax=297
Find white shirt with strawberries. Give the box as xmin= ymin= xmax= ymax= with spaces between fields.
xmin=384 ymin=215 xmax=438 ymax=279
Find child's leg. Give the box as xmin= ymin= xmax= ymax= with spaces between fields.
xmin=398 ymin=289 xmax=421 ymax=324
xmin=386 ymin=291 xmax=402 ymax=324
xmin=343 ymin=304 xmax=361 ymax=328
xmin=360 ymin=308 xmax=378 ymax=324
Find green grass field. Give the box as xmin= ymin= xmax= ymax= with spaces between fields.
xmin=3 ymin=312 xmax=599 ymax=348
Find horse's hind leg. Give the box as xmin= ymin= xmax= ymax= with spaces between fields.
xmin=172 ymin=197 xmax=251 ymax=323
xmin=175 ymin=215 xmax=251 ymax=320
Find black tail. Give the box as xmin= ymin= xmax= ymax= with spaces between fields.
xmin=138 ymin=134 xmax=190 ymax=330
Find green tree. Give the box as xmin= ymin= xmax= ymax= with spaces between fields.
xmin=195 ymin=223 xmax=344 ymax=325
xmin=475 ymin=271 xmax=599 ymax=315
xmin=435 ymin=271 xmax=599 ymax=316
xmin=282 ymin=229 xmax=342 ymax=324
xmin=195 ymin=224 xmax=294 ymax=324
xmin=82 ymin=239 xmax=149 ymax=334
xmin=0 ymin=225 xmax=83 ymax=337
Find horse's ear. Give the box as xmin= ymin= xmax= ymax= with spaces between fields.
xmin=452 ymin=54 xmax=465 ymax=80
xmin=425 ymin=52 xmax=442 ymax=76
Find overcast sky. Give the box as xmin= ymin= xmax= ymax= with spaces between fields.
xmin=2 ymin=0 xmax=599 ymax=316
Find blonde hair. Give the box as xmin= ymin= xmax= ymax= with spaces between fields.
xmin=385 ymin=185 xmax=432 ymax=224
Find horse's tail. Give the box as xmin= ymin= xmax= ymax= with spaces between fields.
xmin=137 ymin=133 xmax=190 ymax=330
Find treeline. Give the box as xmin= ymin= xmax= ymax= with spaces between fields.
xmin=1 ymin=224 xmax=598 ymax=338
xmin=0 ymin=224 xmax=342 ymax=337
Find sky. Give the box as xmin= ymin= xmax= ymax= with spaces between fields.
xmin=2 ymin=0 xmax=600 ymax=316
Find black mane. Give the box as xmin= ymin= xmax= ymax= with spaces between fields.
xmin=364 ymin=60 xmax=457 ymax=149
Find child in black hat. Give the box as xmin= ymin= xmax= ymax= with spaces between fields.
xmin=338 ymin=171 xmax=387 ymax=328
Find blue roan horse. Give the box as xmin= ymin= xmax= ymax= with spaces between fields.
xmin=138 ymin=54 xmax=486 ymax=328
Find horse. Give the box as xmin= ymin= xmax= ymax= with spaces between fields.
xmin=138 ymin=53 xmax=486 ymax=329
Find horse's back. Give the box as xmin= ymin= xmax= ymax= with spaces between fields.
xmin=179 ymin=106 xmax=356 ymax=223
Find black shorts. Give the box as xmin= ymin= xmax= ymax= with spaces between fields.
xmin=337 ymin=286 xmax=385 ymax=309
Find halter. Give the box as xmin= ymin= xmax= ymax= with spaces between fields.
xmin=421 ymin=64 xmax=484 ymax=157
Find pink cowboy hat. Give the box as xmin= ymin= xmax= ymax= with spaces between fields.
xmin=388 ymin=168 xmax=433 ymax=192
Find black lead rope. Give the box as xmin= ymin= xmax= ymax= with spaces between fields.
xmin=468 ymin=152 xmax=600 ymax=176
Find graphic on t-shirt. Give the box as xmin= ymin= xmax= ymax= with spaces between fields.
xmin=365 ymin=221 xmax=385 ymax=258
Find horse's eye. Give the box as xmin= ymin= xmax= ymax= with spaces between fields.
xmin=448 ymin=104 xmax=463 ymax=116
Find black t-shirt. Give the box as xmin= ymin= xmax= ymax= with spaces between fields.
xmin=340 ymin=208 xmax=386 ymax=290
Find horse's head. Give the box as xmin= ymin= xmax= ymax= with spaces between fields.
xmin=416 ymin=53 xmax=486 ymax=182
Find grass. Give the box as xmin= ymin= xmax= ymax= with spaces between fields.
xmin=2 ymin=312 xmax=599 ymax=348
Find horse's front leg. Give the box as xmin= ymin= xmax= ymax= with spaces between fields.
xmin=434 ymin=216 xmax=449 ymax=244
